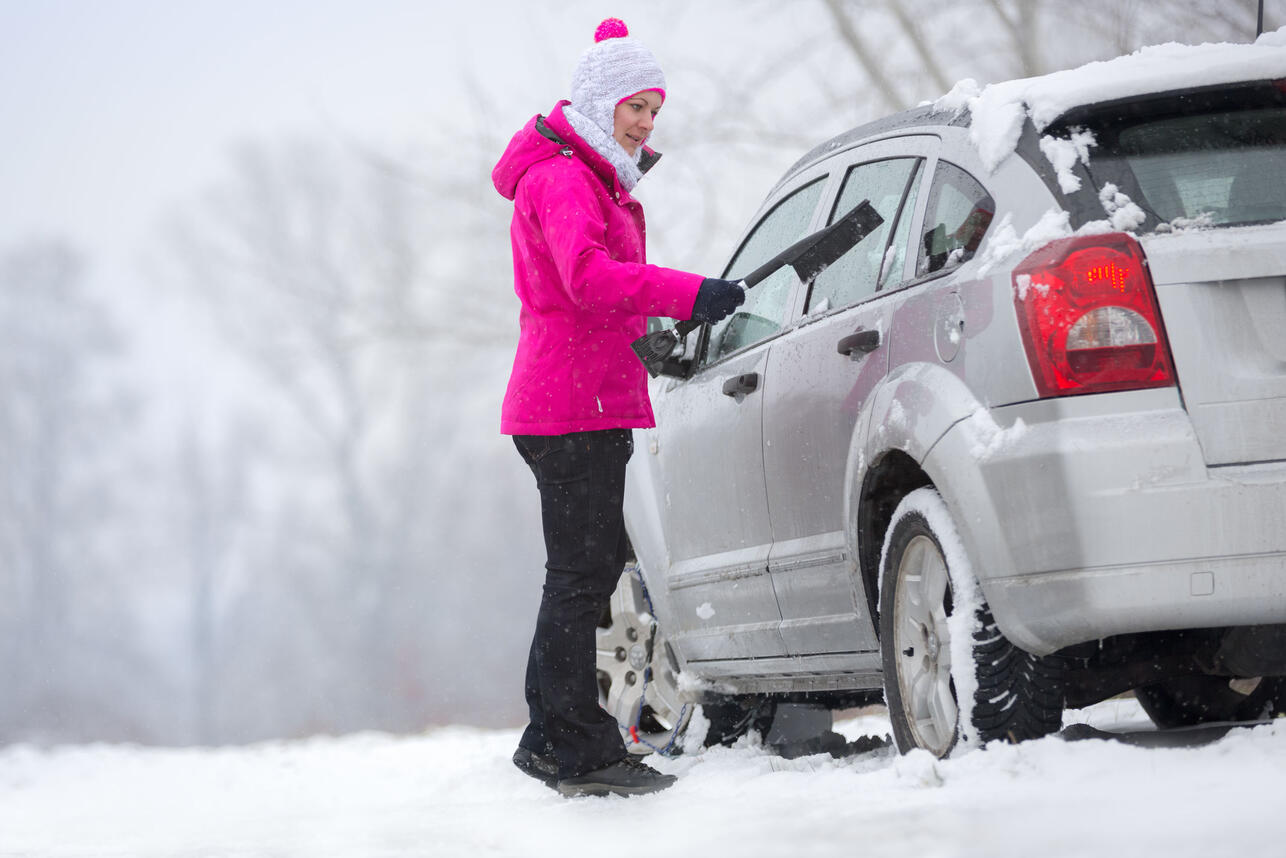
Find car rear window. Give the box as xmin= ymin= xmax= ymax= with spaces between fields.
xmin=1074 ymin=85 xmax=1286 ymax=229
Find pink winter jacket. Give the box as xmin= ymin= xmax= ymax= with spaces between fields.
xmin=492 ymin=101 xmax=704 ymax=436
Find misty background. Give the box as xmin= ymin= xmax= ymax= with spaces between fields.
xmin=0 ymin=0 xmax=1270 ymax=746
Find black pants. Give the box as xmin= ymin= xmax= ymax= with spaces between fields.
xmin=513 ymin=429 xmax=633 ymax=779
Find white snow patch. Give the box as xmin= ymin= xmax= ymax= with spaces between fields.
xmin=1038 ymin=127 xmax=1096 ymax=193
xmin=1013 ymin=273 xmax=1045 ymax=302
xmin=982 ymin=188 xmax=1160 ymax=280
xmin=1153 ymin=212 xmax=1217 ymax=234
xmin=963 ymin=409 xmax=1030 ymax=461
xmin=1094 ymin=182 xmax=1148 ymax=232
xmin=2 ymin=707 xmax=1286 ymax=856
xmin=940 ymin=29 xmax=1286 ymax=172
xmin=932 ymin=77 xmax=982 ymax=115
xmin=679 ymin=705 xmax=712 ymax=756
xmin=695 ymin=601 xmax=716 ymax=620
xmin=892 ymin=748 xmax=944 ymax=787
xmin=676 ymin=669 xmax=735 ymax=699
xmin=968 ymin=87 xmax=1029 ymax=171
xmin=978 ymin=209 xmax=1072 ymax=275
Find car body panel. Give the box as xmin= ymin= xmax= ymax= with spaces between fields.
xmin=929 ymin=391 xmax=1286 ymax=654
xmin=1143 ymin=224 xmax=1286 ymax=465
xmin=763 ymin=137 xmax=935 ymax=657
xmin=764 ymin=292 xmax=893 ymax=656
xmin=624 ymin=81 xmax=1286 ymax=697
xmin=648 ymin=346 xmax=786 ymax=661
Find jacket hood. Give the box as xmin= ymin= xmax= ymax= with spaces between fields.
xmin=492 ymin=110 xmax=566 ymax=202
xmin=492 ymin=101 xmax=659 ymax=201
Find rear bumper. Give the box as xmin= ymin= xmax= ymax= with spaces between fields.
xmin=928 ymin=388 xmax=1286 ymax=655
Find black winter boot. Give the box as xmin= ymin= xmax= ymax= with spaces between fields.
xmin=512 ymin=747 xmax=559 ymax=789
xmin=556 ymin=756 xmax=677 ymax=797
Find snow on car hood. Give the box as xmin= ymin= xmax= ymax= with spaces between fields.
xmin=935 ymin=26 xmax=1286 ymax=172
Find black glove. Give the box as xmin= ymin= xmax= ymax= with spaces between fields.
xmin=689 ymin=278 xmax=746 ymax=325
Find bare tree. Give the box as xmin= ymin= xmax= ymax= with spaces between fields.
xmin=0 ymin=239 xmax=160 ymax=742
xmin=154 ymin=131 xmax=547 ymax=738
xmin=159 ymin=141 xmax=418 ymax=733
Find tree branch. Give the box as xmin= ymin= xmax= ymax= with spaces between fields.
xmin=886 ymin=0 xmax=954 ymax=93
xmin=821 ymin=0 xmax=910 ymax=111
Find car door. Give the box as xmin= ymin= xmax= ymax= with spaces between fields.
xmin=648 ymin=174 xmax=828 ymax=663
xmin=761 ymin=137 xmax=934 ymax=657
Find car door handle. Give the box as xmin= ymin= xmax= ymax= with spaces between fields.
xmin=721 ymin=372 xmax=760 ymax=397
xmin=837 ymin=329 xmax=881 ymax=357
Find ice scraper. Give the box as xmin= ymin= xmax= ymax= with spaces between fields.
xmin=631 ymin=199 xmax=885 ymax=377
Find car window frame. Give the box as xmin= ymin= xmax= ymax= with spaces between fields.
xmin=690 ymin=164 xmax=834 ymax=372
xmin=797 ymin=156 xmax=926 ymax=319
xmin=900 ymin=157 xmax=996 ymax=290
xmin=784 ymin=134 xmax=940 ymax=324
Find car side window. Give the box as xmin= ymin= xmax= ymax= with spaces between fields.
xmin=915 ymin=161 xmax=994 ymax=278
xmin=705 ymin=177 xmax=826 ymax=364
xmin=807 ymin=158 xmax=922 ymax=314
xmin=879 ymin=160 xmax=925 ymax=290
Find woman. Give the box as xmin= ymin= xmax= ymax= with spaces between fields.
xmin=492 ymin=18 xmax=743 ymax=797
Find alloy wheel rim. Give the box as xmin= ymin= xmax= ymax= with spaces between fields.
xmin=596 ymin=566 xmax=690 ymax=752
xmin=894 ymin=533 xmax=957 ymax=756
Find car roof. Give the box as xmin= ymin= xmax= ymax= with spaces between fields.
xmin=773 ymin=105 xmax=969 ymax=193
xmin=777 ymin=34 xmax=1286 ymax=194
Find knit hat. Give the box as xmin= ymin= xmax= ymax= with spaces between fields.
xmin=569 ymin=18 xmax=667 ymax=138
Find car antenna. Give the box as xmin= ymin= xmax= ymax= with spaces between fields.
xmin=1259 ymin=0 xmax=1265 ymax=37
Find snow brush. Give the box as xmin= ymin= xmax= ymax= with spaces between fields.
xmin=631 ymin=199 xmax=884 ymax=377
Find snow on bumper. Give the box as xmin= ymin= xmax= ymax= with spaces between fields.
xmin=927 ymin=388 xmax=1286 ymax=655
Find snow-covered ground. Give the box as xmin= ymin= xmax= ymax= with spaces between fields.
xmin=3 ymin=698 xmax=1284 ymax=858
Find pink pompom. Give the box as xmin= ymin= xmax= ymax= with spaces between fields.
xmin=594 ymin=18 xmax=629 ymax=42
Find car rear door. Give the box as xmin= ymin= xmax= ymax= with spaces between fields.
xmin=1060 ymin=83 xmax=1286 ymax=466
xmin=760 ymin=137 xmax=935 ymax=657
xmin=649 ymin=173 xmax=828 ymax=662
xmin=1146 ymin=224 xmax=1286 ymax=465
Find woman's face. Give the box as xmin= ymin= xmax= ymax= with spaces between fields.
xmin=613 ymin=90 xmax=663 ymax=156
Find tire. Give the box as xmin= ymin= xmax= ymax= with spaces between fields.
xmin=879 ymin=487 xmax=1066 ymax=757
xmin=596 ymin=563 xmax=693 ymax=755
xmin=1136 ymin=675 xmax=1286 ymax=728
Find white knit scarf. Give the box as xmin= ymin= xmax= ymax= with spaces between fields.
xmin=562 ymin=105 xmax=644 ymax=192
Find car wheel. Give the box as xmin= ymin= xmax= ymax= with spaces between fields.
xmin=1135 ymin=675 xmax=1286 ymax=728
xmin=879 ymin=487 xmax=1066 ymax=757
xmin=597 ymin=562 xmax=693 ymax=755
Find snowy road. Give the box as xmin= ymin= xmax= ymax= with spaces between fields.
xmin=2 ymin=699 xmax=1284 ymax=858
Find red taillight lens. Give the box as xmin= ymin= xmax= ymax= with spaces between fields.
xmin=1012 ymin=232 xmax=1175 ymax=397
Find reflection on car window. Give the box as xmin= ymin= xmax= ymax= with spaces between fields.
xmin=808 ymin=159 xmax=921 ymax=313
xmin=706 ymin=177 xmax=826 ymax=363
xmin=916 ymin=162 xmax=994 ymax=278
xmin=1100 ymin=108 xmax=1286 ymax=227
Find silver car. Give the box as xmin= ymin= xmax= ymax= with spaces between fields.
xmin=597 ymin=65 xmax=1286 ymax=758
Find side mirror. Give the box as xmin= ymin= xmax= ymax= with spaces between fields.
xmin=647 ymin=323 xmax=699 ymax=379
xmin=634 ymin=318 xmax=702 ymax=378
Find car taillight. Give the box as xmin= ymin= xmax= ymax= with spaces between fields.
xmin=1012 ymin=232 xmax=1175 ymax=398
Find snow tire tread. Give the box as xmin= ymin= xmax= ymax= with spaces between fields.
xmin=969 ymin=607 xmax=1067 ymax=742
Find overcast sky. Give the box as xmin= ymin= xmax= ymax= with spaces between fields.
xmin=0 ymin=2 xmax=773 ymax=267
xmin=1 ymin=0 xmax=774 ymax=427
xmin=4 ymin=2 xmax=538 ymax=258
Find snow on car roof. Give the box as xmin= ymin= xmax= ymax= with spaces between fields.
xmin=937 ymin=27 xmax=1286 ymax=172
